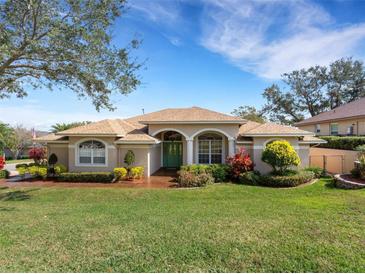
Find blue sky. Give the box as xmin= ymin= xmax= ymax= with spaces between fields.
xmin=1 ymin=0 xmax=365 ymax=130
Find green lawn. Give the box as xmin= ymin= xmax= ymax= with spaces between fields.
xmin=0 ymin=179 xmax=364 ymax=272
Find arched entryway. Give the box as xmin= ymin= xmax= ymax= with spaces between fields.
xmin=162 ymin=131 xmax=183 ymax=168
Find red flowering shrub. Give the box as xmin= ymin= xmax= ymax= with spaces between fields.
xmin=226 ymin=148 xmax=253 ymax=180
xmin=0 ymin=156 xmax=5 ymax=170
xmin=29 ymin=147 xmax=45 ymax=164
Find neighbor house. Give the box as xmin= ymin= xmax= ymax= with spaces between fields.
xmin=296 ymin=97 xmax=365 ymax=136
xmin=35 ymin=107 xmax=323 ymax=176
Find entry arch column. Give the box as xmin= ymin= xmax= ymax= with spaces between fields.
xmin=186 ymin=138 xmax=193 ymax=165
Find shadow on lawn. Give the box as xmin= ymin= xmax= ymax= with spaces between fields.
xmin=0 ymin=188 xmax=40 ymax=201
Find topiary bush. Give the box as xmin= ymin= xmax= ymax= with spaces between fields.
xmin=258 ymin=170 xmax=315 ymax=187
xmin=262 ymin=140 xmax=300 ymax=175
xmin=114 ymin=167 xmax=128 ymax=180
xmin=177 ymin=170 xmax=214 ymax=188
xmin=57 ymin=172 xmax=114 ymax=183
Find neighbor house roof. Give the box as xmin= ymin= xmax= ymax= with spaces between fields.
xmin=299 ymin=136 xmax=327 ymax=144
xmin=295 ymin=97 xmax=365 ymax=126
xmin=239 ymin=121 xmax=314 ymax=137
xmin=131 ymin=107 xmax=246 ymax=124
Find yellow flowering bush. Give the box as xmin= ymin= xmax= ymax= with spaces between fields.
xmin=28 ymin=166 xmax=48 ymax=180
xmin=130 ymin=166 xmax=144 ymax=179
xmin=113 ymin=167 xmax=128 ymax=180
xmin=262 ymin=140 xmax=300 ymax=175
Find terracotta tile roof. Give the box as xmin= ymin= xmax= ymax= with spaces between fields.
xmin=115 ymin=129 xmax=159 ymax=143
xmin=295 ymin=97 xmax=365 ymax=126
xmin=300 ymin=136 xmax=327 ymax=144
xmin=239 ymin=121 xmax=314 ymax=136
xmin=56 ymin=119 xmax=132 ymax=136
xmin=34 ymin=133 xmax=68 ymax=142
xmin=129 ymin=107 xmax=245 ymax=123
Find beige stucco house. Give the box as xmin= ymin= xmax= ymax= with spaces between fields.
xmin=296 ymin=97 xmax=365 ymax=136
xmin=36 ymin=107 xmax=323 ymax=176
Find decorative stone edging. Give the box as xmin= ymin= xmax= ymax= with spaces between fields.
xmin=334 ymin=174 xmax=365 ymax=189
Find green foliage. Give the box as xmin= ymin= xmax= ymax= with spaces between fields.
xmin=260 ymin=58 xmax=365 ymax=125
xmin=180 ymin=164 xmax=230 ymax=183
xmin=350 ymin=167 xmax=361 ymax=178
xmin=262 ymin=140 xmax=300 ymax=174
xmin=303 ymin=167 xmax=326 ymax=178
xmin=124 ymin=150 xmax=135 ymax=167
xmin=0 ymin=0 xmax=142 ymax=111
xmin=51 ymin=122 xmax=92 ymax=133
xmin=28 ymin=166 xmax=47 ymax=179
xmin=16 ymin=166 xmax=27 ymax=177
xmin=54 ymin=164 xmax=67 ymax=175
xmin=177 ymin=170 xmax=214 ymax=188
xmin=240 ymin=170 xmax=315 ymax=187
xmin=231 ymin=106 xmax=265 ymax=123
xmin=114 ymin=167 xmax=127 ymax=180
xmin=48 ymin=153 xmax=58 ymax=166
xmin=0 ymin=169 xmax=10 ymax=179
xmin=130 ymin=166 xmax=144 ymax=179
xmin=57 ymin=172 xmax=114 ymax=183
xmin=318 ymin=136 xmax=365 ymax=150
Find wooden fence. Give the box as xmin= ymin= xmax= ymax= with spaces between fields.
xmin=309 ymin=147 xmax=358 ymax=174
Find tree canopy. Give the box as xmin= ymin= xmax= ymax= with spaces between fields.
xmin=51 ymin=121 xmax=91 ymax=133
xmin=0 ymin=0 xmax=142 ymax=111
xmin=231 ymin=106 xmax=265 ymax=123
xmin=235 ymin=58 xmax=365 ymax=125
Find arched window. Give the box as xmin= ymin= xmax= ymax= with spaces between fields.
xmin=78 ymin=140 xmax=106 ymax=165
xmin=198 ymin=133 xmax=223 ymax=164
xmin=163 ymin=131 xmax=182 ymax=141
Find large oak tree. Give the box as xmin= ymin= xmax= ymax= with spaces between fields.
xmin=0 ymin=0 xmax=141 ymax=111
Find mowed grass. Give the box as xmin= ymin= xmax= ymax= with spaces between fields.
xmin=0 ymin=179 xmax=364 ymax=272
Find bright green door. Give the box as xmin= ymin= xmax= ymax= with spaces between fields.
xmin=163 ymin=142 xmax=182 ymax=168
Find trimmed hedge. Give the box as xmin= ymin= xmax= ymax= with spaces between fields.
xmin=239 ymin=170 xmax=315 ymax=188
xmin=318 ymin=136 xmax=365 ymax=150
xmin=0 ymin=169 xmax=10 ymax=179
xmin=57 ymin=172 xmax=114 ymax=183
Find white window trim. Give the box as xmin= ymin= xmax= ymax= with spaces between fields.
xmin=75 ymin=138 xmax=108 ymax=167
xmin=196 ymin=134 xmax=224 ymax=164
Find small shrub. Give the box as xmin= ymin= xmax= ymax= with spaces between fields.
xmin=351 ymin=167 xmax=361 ymax=178
xmin=177 ymin=170 xmax=214 ymax=187
xmin=48 ymin=153 xmax=58 ymax=166
xmin=226 ymin=148 xmax=253 ymax=181
xmin=54 ymin=164 xmax=67 ymax=175
xmin=0 ymin=169 xmax=10 ymax=179
xmin=130 ymin=166 xmax=144 ymax=179
xmin=114 ymin=167 xmax=128 ymax=180
xmin=16 ymin=166 xmax=27 ymax=177
xmin=29 ymin=147 xmax=46 ymax=164
xmin=0 ymin=156 xmax=5 ymax=170
xmin=57 ymin=172 xmax=114 ymax=183
xmin=124 ymin=150 xmax=135 ymax=168
xmin=303 ymin=167 xmax=326 ymax=178
xmin=15 ymin=163 xmax=28 ymax=169
xmin=180 ymin=164 xmax=230 ymax=182
xmin=262 ymin=140 xmax=300 ymax=175
xmin=28 ymin=166 xmax=48 ymax=179
xmin=239 ymin=171 xmax=261 ymax=185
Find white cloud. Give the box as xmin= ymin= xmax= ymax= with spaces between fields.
xmin=200 ymin=0 xmax=365 ymax=79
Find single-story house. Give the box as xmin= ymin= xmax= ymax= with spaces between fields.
xmin=295 ymin=97 xmax=365 ymax=136
xmin=35 ymin=107 xmax=323 ymax=176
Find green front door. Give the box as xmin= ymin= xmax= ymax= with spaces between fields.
xmin=163 ymin=142 xmax=182 ymax=168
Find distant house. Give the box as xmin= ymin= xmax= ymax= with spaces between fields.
xmin=295 ymin=97 xmax=365 ymax=136
xmin=35 ymin=107 xmax=323 ymax=175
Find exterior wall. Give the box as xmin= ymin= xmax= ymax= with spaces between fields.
xmin=148 ymin=123 xmax=239 ymax=140
xmin=298 ymin=118 xmax=365 ymax=136
xmin=68 ymin=136 xmax=117 ymax=172
xmin=47 ymin=144 xmax=69 ymax=169
xmin=149 ymin=144 xmax=161 ymax=175
xmin=309 ymin=147 xmax=358 ymax=174
xmin=118 ymin=145 xmax=150 ymax=177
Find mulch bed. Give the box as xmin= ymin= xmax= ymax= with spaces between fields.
xmin=339 ymin=174 xmax=365 ymax=184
